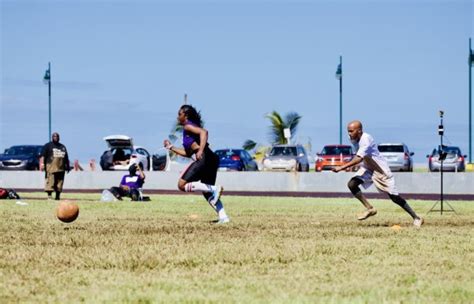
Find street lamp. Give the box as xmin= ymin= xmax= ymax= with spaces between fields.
xmin=335 ymin=56 xmax=343 ymax=144
xmin=43 ymin=62 xmax=51 ymax=141
xmin=469 ymin=38 xmax=474 ymax=165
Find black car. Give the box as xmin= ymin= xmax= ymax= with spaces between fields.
xmin=0 ymin=145 xmax=43 ymax=170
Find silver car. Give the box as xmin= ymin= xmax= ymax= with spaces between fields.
xmin=427 ymin=146 xmax=466 ymax=172
xmin=378 ymin=143 xmax=414 ymax=172
xmin=262 ymin=145 xmax=310 ymax=172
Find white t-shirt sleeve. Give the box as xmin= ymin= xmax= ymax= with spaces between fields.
xmin=356 ymin=134 xmax=371 ymax=158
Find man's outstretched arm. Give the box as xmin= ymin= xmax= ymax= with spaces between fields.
xmin=332 ymin=155 xmax=363 ymax=173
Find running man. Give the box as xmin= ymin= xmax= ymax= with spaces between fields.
xmin=332 ymin=120 xmax=424 ymax=227
xmin=164 ymin=105 xmax=229 ymax=224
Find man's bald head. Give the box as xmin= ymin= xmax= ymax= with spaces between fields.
xmin=348 ymin=120 xmax=363 ymax=131
xmin=347 ymin=120 xmax=363 ymax=142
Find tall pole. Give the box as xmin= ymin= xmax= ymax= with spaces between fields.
xmin=469 ymin=38 xmax=472 ymax=163
xmin=48 ymin=62 xmax=52 ymax=140
xmin=440 ymin=114 xmax=444 ymax=214
xmin=336 ymin=56 xmax=343 ymax=144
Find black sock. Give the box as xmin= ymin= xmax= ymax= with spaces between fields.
xmin=55 ymin=192 xmax=60 ymax=200
xmin=388 ymin=194 xmax=418 ymax=219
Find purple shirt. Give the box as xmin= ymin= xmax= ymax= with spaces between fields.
xmin=120 ymin=174 xmax=144 ymax=189
xmin=182 ymin=121 xmax=200 ymax=150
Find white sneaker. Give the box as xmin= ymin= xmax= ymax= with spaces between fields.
xmin=413 ymin=217 xmax=424 ymax=228
xmin=209 ymin=186 xmax=223 ymax=207
xmin=217 ymin=217 xmax=230 ymax=224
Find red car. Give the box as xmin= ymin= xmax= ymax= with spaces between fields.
xmin=315 ymin=145 xmax=355 ymax=172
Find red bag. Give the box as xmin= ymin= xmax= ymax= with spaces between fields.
xmin=0 ymin=188 xmax=8 ymax=199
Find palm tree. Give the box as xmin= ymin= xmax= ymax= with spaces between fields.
xmin=266 ymin=111 xmax=302 ymax=145
xmin=242 ymin=139 xmax=257 ymax=151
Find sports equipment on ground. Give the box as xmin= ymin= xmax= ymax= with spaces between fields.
xmin=56 ymin=200 xmax=79 ymax=223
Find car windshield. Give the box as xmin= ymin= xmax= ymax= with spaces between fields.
xmin=321 ymin=146 xmax=352 ymax=155
xmin=433 ymin=147 xmax=461 ymax=156
xmin=378 ymin=145 xmax=404 ymax=153
xmin=270 ymin=146 xmax=297 ymax=156
xmin=215 ymin=150 xmax=238 ymax=158
xmin=5 ymin=146 xmax=39 ymax=156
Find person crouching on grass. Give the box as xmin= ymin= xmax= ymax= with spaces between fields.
xmin=332 ymin=120 xmax=424 ymax=228
xmin=163 ymin=104 xmax=230 ymax=224
xmin=110 ymin=163 xmax=145 ymax=201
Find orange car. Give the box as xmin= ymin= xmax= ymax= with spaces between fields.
xmin=315 ymin=144 xmax=356 ymax=172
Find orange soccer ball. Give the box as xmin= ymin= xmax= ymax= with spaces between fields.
xmin=56 ymin=200 xmax=80 ymax=223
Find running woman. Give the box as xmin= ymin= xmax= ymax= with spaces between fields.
xmin=332 ymin=120 xmax=424 ymax=227
xmin=164 ymin=105 xmax=229 ymax=224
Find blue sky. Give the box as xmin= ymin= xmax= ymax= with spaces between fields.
xmin=1 ymin=0 xmax=473 ymax=164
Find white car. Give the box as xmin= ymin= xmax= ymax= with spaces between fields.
xmin=262 ymin=145 xmax=310 ymax=172
xmin=100 ymin=135 xmax=151 ymax=171
xmin=378 ymin=143 xmax=414 ymax=172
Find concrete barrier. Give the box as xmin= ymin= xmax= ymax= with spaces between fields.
xmin=1 ymin=171 xmax=473 ymax=195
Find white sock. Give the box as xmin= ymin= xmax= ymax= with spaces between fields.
xmin=185 ymin=182 xmax=215 ymax=193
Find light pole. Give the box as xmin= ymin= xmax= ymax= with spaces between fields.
xmin=469 ymin=38 xmax=473 ymax=164
xmin=335 ymin=56 xmax=343 ymax=144
xmin=43 ymin=62 xmax=51 ymax=141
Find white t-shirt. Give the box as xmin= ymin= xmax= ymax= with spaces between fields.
xmin=353 ymin=133 xmax=391 ymax=175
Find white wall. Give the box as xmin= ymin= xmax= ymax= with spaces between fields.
xmin=1 ymin=171 xmax=473 ymax=194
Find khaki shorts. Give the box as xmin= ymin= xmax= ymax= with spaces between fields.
xmin=354 ymin=167 xmax=398 ymax=195
xmin=45 ymin=171 xmax=65 ymax=192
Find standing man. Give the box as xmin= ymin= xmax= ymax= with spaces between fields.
xmin=40 ymin=132 xmax=70 ymax=200
xmin=332 ymin=120 xmax=424 ymax=227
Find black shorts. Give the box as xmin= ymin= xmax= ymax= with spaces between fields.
xmin=181 ymin=147 xmax=219 ymax=185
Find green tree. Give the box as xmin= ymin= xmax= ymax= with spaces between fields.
xmin=266 ymin=111 xmax=302 ymax=145
xmin=242 ymin=139 xmax=257 ymax=151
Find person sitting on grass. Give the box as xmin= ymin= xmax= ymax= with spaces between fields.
xmin=110 ymin=163 xmax=145 ymax=201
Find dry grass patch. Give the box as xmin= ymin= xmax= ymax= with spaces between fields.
xmin=1 ymin=194 xmax=473 ymax=303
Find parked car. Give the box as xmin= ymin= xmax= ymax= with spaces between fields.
xmin=100 ymin=135 xmax=151 ymax=171
xmin=427 ymin=146 xmax=466 ymax=172
xmin=378 ymin=143 xmax=414 ymax=172
xmin=0 ymin=145 xmax=43 ymax=170
xmin=315 ymin=144 xmax=355 ymax=172
xmin=215 ymin=149 xmax=259 ymax=171
xmin=151 ymin=149 xmax=169 ymax=171
xmin=262 ymin=144 xmax=310 ymax=172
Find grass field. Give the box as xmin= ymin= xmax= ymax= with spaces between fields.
xmin=1 ymin=193 xmax=473 ymax=303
